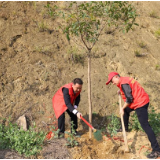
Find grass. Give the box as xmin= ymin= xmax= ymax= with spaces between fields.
xmin=155 ymin=64 xmax=160 ymax=70
xmin=149 ymin=11 xmax=159 ymax=18
xmin=138 ymin=41 xmax=147 ymax=49
xmin=154 ymin=29 xmax=160 ymax=38
xmin=37 ymin=21 xmax=48 ymax=32
xmin=134 ymin=50 xmax=142 ymax=57
xmin=67 ymin=46 xmax=85 ymax=65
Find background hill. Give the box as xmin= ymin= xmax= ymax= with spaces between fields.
xmin=0 ymin=2 xmax=160 ymax=158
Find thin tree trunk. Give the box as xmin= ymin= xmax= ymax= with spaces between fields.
xmin=88 ymin=51 xmax=92 ymax=138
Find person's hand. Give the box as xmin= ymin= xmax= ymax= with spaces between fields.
xmin=120 ymin=108 xmax=124 ymax=116
xmin=74 ymin=105 xmax=78 ymax=109
xmin=77 ymin=112 xmax=82 ymax=119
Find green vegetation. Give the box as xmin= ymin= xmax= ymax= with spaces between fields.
xmin=149 ymin=11 xmax=159 ymax=18
xmin=155 ymin=64 xmax=160 ymax=70
xmin=37 ymin=21 xmax=48 ymax=32
xmin=0 ymin=120 xmax=45 ymax=157
xmin=107 ymin=114 xmax=121 ymax=137
xmin=154 ymin=29 xmax=160 ymax=38
xmin=67 ymin=46 xmax=85 ymax=65
xmin=138 ymin=41 xmax=147 ymax=48
xmin=65 ymin=121 xmax=78 ymax=147
xmin=134 ymin=50 xmax=142 ymax=57
xmin=44 ymin=3 xmax=58 ymax=19
xmin=106 ymin=106 xmax=160 ymax=137
xmin=129 ymin=106 xmax=160 ymax=135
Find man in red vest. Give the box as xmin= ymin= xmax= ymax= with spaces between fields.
xmin=106 ymin=72 xmax=160 ymax=159
xmin=52 ymin=78 xmax=83 ymax=138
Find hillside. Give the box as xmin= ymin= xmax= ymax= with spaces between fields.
xmin=0 ymin=1 xmax=160 ymax=159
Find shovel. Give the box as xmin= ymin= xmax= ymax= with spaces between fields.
xmin=118 ymin=94 xmax=129 ymax=152
xmin=80 ymin=115 xmax=102 ymax=141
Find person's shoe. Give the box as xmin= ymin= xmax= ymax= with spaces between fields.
xmin=58 ymin=132 xmax=64 ymax=138
xmin=147 ymin=151 xmax=160 ymax=159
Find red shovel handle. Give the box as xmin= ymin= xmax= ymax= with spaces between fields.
xmin=80 ymin=115 xmax=94 ymax=130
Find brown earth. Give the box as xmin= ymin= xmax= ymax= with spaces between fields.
xmin=1 ymin=1 xmax=160 ymax=159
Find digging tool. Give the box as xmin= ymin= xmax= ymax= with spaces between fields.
xmin=118 ymin=94 xmax=129 ymax=153
xmin=80 ymin=115 xmax=102 ymax=141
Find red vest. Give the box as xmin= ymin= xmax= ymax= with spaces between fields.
xmin=117 ymin=77 xmax=149 ymax=109
xmin=52 ymin=83 xmax=81 ymax=119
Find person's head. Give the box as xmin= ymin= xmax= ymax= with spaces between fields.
xmin=72 ymin=78 xmax=83 ymax=93
xmin=106 ymin=72 xmax=120 ymax=85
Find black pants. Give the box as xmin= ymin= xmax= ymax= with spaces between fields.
xmin=58 ymin=109 xmax=77 ymax=133
xmin=124 ymin=103 xmax=160 ymax=152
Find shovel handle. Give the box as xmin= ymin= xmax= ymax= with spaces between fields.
xmin=80 ymin=116 xmax=94 ymax=130
xmin=119 ymin=94 xmax=129 ymax=152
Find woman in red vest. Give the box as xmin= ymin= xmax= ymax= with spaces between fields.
xmin=52 ymin=78 xmax=83 ymax=138
xmin=106 ymin=72 xmax=160 ymax=159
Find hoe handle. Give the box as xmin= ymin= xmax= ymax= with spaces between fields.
xmin=119 ymin=94 xmax=129 ymax=152
xmin=80 ymin=116 xmax=94 ymax=130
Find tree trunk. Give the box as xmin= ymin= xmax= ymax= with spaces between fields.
xmin=88 ymin=51 xmax=92 ymax=138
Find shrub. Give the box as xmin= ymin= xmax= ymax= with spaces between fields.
xmin=0 ymin=121 xmax=46 ymax=157
xmin=107 ymin=114 xmax=121 ymax=137
xmin=129 ymin=106 xmax=160 ymax=135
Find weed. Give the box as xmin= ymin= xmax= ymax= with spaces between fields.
xmin=38 ymin=21 xmax=48 ymax=32
xmin=129 ymin=112 xmax=143 ymax=131
xmin=138 ymin=41 xmax=147 ymax=48
xmin=134 ymin=50 xmax=142 ymax=57
xmin=65 ymin=121 xmax=78 ymax=147
xmin=107 ymin=114 xmax=121 ymax=137
xmin=129 ymin=106 xmax=160 ymax=135
xmin=155 ymin=65 xmax=160 ymax=70
xmin=49 ymin=124 xmax=59 ymax=139
xmin=0 ymin=121 xmax=45 ymax=157
xmin=154 ymin=29 xmax=160 ymax=38
xmin=44 ymin=3 xmax=58 ymax=20
xmin=67 ymin=46 xmax=85 ymax=65
xmin=149 ymin=11 xmax=159 ymax=18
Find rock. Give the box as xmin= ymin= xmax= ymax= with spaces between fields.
xmin=16 ymin=114 xmax=27 ymax=131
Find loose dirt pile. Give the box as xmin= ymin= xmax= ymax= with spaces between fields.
xmin=70 ymin=130 xmax=152 ymax=159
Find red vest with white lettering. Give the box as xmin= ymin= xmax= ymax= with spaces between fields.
xmin=52 ymin=83 xmax=81 ymax=119
xmin=117 ymin=77 xmax=149 ymax=109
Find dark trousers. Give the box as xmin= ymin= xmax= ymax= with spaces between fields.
xmin=124 ymin=103 xmax=160 ymax=152
xmin=58 ymin=109 xmax=77 ymax=133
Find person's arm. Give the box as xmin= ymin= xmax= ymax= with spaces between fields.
xmin=120 ymin=84 xmax=133 ymax=115
xmin=74 ymin=94 xmax=80 ymax=109
xmin=121 ymin=84 xmax=133 ymax=104
xmin=62 ymin=88 xmax=76 ymax=112
xmin=62 ymin=88 xmax=82 ymax=118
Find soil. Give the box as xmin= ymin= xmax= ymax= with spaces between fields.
xmin=0 ymin=139 xmax=71 ymax=159
xmin=1 ymin=1 xmax=160 ymax=159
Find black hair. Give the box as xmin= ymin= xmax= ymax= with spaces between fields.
xmin=73 ymin=78 xmax=83 ymax=85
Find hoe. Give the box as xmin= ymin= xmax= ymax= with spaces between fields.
xmin=80 ymin=115 xmax=102 ymax=141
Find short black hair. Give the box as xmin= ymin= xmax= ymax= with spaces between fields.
xmin=73 ymin=78 xmax=83 ymax=85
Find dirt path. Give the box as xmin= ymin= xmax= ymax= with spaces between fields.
xmin=0 ymin=139 xmax=71 ymax=159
